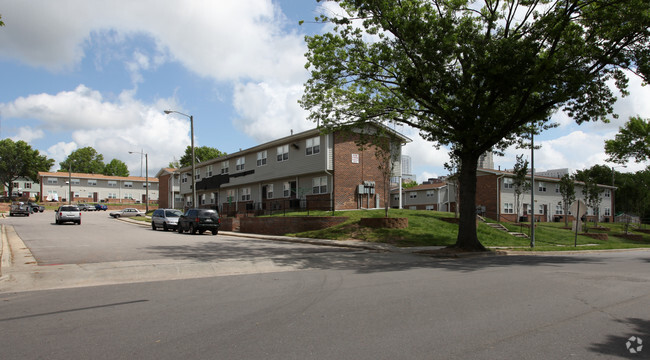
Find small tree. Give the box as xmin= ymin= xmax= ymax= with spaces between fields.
xmin=581 ymin=178 xmax=604 ymax=231
xmin=103 ymin=159 xmax=129 ymax=177
xmin=512 ymin=155 xmax=530 ymax=222
xmin=0 ymin=139 xmax=54 ymax=199
xmin=559 ymin=174 xmax=576 ymax=228
xmin=178 ymin=146 xmax=226 ymax=168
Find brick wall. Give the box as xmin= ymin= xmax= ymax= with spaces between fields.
xmin=476 ymin=174 xmax=498 ymax=219
xmin=158 ymin=173 xmax=171 ymax=208
xmin=239 ymin=216 xmax=348 ymax=235
xmin=333 ymin=132 xmax=388 ymax=210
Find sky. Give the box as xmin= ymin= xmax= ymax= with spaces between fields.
xmin=0 ymin=0 xmax=648 ymax=181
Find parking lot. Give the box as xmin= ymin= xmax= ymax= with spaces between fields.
xmin=2 ymin=209 xmax=356 ymax=266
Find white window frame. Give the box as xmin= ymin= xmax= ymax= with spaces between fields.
xmin=538 ymin=182 xmax=546 ymax=192
xmin=124 ymin=182 xmax=133 ymax=188
xmin=306 ymin=137 xmax=320 ymax=156
xmin=207 ymin=165 xmax=213 ymax=177
xmin=312 ymin=176 xmax=327 ymax=194
xmin=555 ymin=204 xmax=563 ymax=215
xmin=221 ymin=161 xmax=229 ymax=174
xmin=47 ymin=178 xmax=58 ymax=185
xmin=409 ymin=192 xmax=417 ymax=199
xmin=88 ymin=179 xmax=97 ymax=186
xmin=277 ymin=145 xmax=289 ymax=162
xmin=267 ymin=184 xmax=274 ymax=199
xmin=241 ymin=187 xmax=251 ymax=201
xmin=604 ymin=189 xmax=611 ymax=198
xmin=236 ymin=157 xmax=245 ymax=171
xmin=71 ymin=179 xmax=80 ymax=185
xmin=195 ymin=169 xmax=200 ymax=180
xmin=503 ymin=178 xmax=514 ymax=189
xmin=283 ymin=182 xmax=290 ymax=197
xmin=504 ymin=203 xmax=514 ymax=214
xmin=257 ymin=151 xmax=267 ymax=166
xmin=426 ymin=190 xmax=435 ymax=197
xmin=604 ymin=207 xmax=611 ymax=216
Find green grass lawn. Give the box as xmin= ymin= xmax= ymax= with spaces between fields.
xmin=275 ymin=209 xmax=650 ymax=251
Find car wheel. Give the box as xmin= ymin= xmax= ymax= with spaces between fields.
xmin=114 ymin=214 xmax=120 ymax=218
xmin=177 ymin=224 xmax=183 ymax=233
xmin=77 ymin=220 xmax=81 ymax=225
xmin=189 ymin=223 xmax=196 ymax=235
xmin=212 ymin=230 xmax=218 ymax=235
xmin=163 ymin=223 xmax=168 ymax=231
xmin=151 ymin=222 xmax=157 ymax=231
xmin=55 ymin=219 xmax=59 ymax=225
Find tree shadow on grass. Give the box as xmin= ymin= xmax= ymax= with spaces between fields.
xmin=143 ymin=238 xmax=609 ymax=274
xmin=588 ymin=318 xmax=650 ymax=359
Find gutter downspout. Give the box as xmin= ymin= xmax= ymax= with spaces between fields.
xmin=325 ymin=133 xmax=334 ymax=213
xmin=496 ymin=174 xmax=506 ymax=222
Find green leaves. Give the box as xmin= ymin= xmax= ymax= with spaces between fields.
xmin=605 ymin=116 xmax=650 ymax=164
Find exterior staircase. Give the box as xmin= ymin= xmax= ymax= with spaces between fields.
xmin=478 ymin=216 xmax=529 ymax=239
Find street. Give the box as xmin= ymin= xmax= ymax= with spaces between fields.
xmin=1 ymin=211 xmax=649 ymax=359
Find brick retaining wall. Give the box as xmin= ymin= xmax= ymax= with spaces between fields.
xmin=239 ymin=217 xmax=347 ymax=235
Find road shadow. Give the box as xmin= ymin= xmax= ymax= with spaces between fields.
xmin=589 ymin=318 xmax=650 ymax=359
xmin=144 ymin=240 xmax=607 ymax=274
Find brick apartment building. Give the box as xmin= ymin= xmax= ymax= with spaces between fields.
xmin=158 ymin=125 xmax=410 ymax=213
xmin=475 ymin=168 xmax=616 ymax=223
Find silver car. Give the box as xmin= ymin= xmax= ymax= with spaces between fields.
xmin=151 ymin=209 xmax=182 ymax=231
xmin=55 ymin=205 xmax=81 ymax=225
xmin=109 ymin=208 xmax=145 ymax=218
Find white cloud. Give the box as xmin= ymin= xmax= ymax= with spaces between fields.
xmin=232 ymin=81 xmax=311 ymax=142
xmin=10 ymin=126 xmax=45 ymax=143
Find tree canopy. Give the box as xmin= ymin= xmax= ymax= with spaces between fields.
xmin=301 ymin=0 xmax=650 ymax=250
xmin=0 ymin=139 xmax=54 ymax=198
xmin=59 ymin=147 xmax=105 ymax=174
xmin=103 ymin=159 xmax=130 ymax=177
xmin=605 ymin=116 xmax=650 ymax=164
xmin=178 ymin=146 xmax=226 ymax=168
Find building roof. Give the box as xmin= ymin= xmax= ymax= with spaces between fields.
xmin=391 ymin=182 xmax=447 ymax=193
xmin=476 ymin=168 xmax=615 ymax=189
xmin=38 ymin=171 xmax=158 ymax=183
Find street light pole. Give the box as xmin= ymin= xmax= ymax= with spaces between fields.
xmin=129 ymin=151 xmax=149 ymax=213
xmin=164 ymin=110 xmax=197 ymax=208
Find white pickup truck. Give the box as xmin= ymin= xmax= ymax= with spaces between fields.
xmin=9 ymin=202 xmax=30 ymax=217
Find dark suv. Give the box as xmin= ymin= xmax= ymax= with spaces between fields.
xmin=177 ymin=208 xmax=220 ymax=235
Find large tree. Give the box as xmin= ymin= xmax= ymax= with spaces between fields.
xmin=0 ymin=139 xmax=54 ymax=199
xmin=178 ymin=146 xmax=227 ymax=168
xmin=103 ymin=159 xmax=130 ymax=177
xmin=59 ymin=147 xmax=105 ymax=174
xmin=605 ymin=116 xmax=650 ymax=164
xmin=301 ymin=0 xmax=650 ymax=251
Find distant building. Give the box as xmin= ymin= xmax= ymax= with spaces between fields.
xmin=38 ymin=172 xmax=159 ymax=204
xmin=533 ymin=168 xmax=569 ymax=179
xmin=478 ymin=152 xmax=494 ymax=169
xmin=390 ymin=182 xmax=457 ymax=212
xmin=1 ymin=177 xmax=40 ymax=199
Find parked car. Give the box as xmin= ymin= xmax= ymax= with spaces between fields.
xmin=9 ymin=202 xmax=30 ymax=217
xmin=27 ymin=201 xmax=45 ymax=213
xmin=94 ymin=204 xmax=108 ymax=211
xmin=55 ymin=205 xmax=81 ymax=225
xmin=177 ymin=208 xmax=220 ymax=235
xmin=77 ymin=203 xmax=95 ymax=211
xmin=151 ymin=209 xmax=183 ymax=231
xmin=110 ymin=208 xmax=145 ymax=218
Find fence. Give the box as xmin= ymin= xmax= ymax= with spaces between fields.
xmin=219 ymin=198 xmax=333 ymax=217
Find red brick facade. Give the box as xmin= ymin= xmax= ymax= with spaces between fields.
xmin=332 ymin=132 xmax=389 ymax=210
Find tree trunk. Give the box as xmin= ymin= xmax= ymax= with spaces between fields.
xmin=452 ymin=154 xmax=487 ymax=251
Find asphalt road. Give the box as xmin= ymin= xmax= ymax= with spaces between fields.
xmin=1 ymin=210 xmax=649 ymax=359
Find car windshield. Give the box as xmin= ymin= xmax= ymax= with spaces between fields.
xmin=165 ymin=210 xmax=182 ymax=217
xmin=61 ymin=206 xmax=79 ymax=211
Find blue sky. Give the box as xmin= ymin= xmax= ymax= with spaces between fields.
xmin=1 ymin=0 xmax=648 ymax=180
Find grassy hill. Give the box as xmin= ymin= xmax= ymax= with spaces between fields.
xmin=280 ymin=209 xmax=650 ymax=251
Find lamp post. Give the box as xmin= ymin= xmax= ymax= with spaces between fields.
xmin=129 ymin=151 xmax=148 ymax=213
xmin=164 ymin=110 xmax=196 ymax=208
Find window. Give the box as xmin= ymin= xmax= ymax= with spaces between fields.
xmin=210 ymin=193 xmax=215 ymax=204
xmin=409 ymin=192 xmax=417 ymax=199
xmin=393 ymin=195 xmax=399 ymax=201
xmin=555 ymin=205 xmax=563 ymax=215
xmin=181 ymin=173 xmax=188 ymax=183
xmin=124 ymin=182 xmax=133 ymax=188
xmin=47 ymin=178 xmax=57 ymax=185
xmin=538 ymin=182 xmax=546 ymax=192
xmin=525 ymin=204 xmax=531 ymax=214
xmin=555 ymin=184 xmax=560 ymax=193
xmin=71 ymin=179 xmax=80 ymax=185
xmin=312 ymin=176 xmax=327 ymax=194
xmin=504 ymin=203 xmax=514 ymax=214
xmin=74 ymin=192 xmax=80 ymax=198
xmin=143 ymin=182 xmax=149 ymax=188
xmin=108 ymin=193 xmax=117 ymax=199
xmin=88 ymin=179 xmax=97 ymax=186
xmin=257 ymin=151 xmax=267 ymax=166
xmin=195 ymin=169 xmax=200 ymax=180
xmin=221 ymin=161 xmax=229 ymax=174
xmin=604 ymin=189 xmax=611 ymax=198
xmin=124 ymin=193 xmax=133 ymax=199
xmin=108 ymin=181 xmax=117 ymax=187
xmin=283 ymin=182 xmax=290 ymax=197
xmin=267 ymin=184 xmax=274 ymax=199
xmin=227 ymin=189 xmax=235 ymax=202
xmin=207 ymin=165 xmax=213 ymax=177
xmin=503 ymin=178 xmax=513 ymax=189
xmin=87 ymin=192 xmax=93 ymax=198
xmin=236 ymin=157 xmax=245 ymax=171
xmin=604 ymin=207 xmax=611 ymax=216
xmin=241 ymin=187 xmax=251 ymax=201
xmin=201 ymin=194 xmax=205 ymax=205
xmin=426 ymin=190 xmax=435 ymax=197
xmin=24 ymin=183 xmax=31 ymax=189
xmin=12 ymin=182 xmax=19 ymax=189
xmin=425 ymin=205 xmax=434 ymax=211
xmin=48 ymin=190 xmax=58 ymax=196
xmin=277 ymin=145 xmax=289 ymax=162
xmin=306 ymin=137 xmax=320 ymax=155
xmin=539 ymin=204 xmax=544 ymax=214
